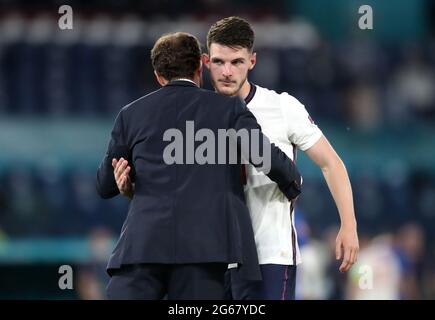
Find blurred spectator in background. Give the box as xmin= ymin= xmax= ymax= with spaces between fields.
xmin=387 ymin=47 xmax=435 ymax=124
xmin=345 ymin=83 xmax=382 ymax=130
xmin=394 ymin=223 xmax=425 ymax=299
xmin=76 ymin=227 xmax=113 ymax=300
xmin=296 ymin=213 xmax=330 ymax=300
xmin=347 ymin=234 xmax=402 ymax=300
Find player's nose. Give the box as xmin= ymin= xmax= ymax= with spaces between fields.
xmin=222 ymin=63 xmax=232 ymax=76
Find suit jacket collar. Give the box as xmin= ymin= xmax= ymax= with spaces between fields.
xmin=166 ymin=79 xmax=198 ymax=88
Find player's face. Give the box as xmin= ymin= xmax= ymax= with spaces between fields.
xmin=204 ymin=43 xmax=256 ymax=96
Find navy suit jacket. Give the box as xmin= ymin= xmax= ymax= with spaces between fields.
xmin=96 ymin=80 xmax=301 ymax=280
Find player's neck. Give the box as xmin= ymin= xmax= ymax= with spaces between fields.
xmin=238 ymin=80 xmax=251 ymax=101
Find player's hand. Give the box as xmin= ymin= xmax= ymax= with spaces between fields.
xmin=335 ymin=225 xmax=359 ymax=273
xmin=112 ymin=158 xmax=134 ymax=199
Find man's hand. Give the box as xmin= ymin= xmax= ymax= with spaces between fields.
xmin=336 ymin=225 xmax=359 ymax=273
xmin=112 ymin=158 xmax=134 ymax=199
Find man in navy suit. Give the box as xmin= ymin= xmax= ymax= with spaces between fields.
xmin=96 ymin=32 xmax=301 ymax=299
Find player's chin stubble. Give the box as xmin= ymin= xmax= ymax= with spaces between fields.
xmin=214 ymin=78 xmax=246 ymax=97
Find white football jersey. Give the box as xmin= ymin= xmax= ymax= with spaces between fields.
xmin=244 ymin=84 xmax=322 ymax=265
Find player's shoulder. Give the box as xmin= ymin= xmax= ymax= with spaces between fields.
xmin=255 ymin=84 xmax=304 ymax=110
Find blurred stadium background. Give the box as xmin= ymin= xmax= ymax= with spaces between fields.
xmin=0 ymin=0 xmax=434 ymax=299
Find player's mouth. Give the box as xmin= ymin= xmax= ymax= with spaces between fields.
xmin=219 ymin=80 xmax=236 ymax=85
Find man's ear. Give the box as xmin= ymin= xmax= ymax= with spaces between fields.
xmin=196 ymin=62 xmax=203 ymax=86
xmin=154 ymin=70 xmax=168 ymax=86
xmin=249 ymin=52 xmax=257 ymax=71
xmin=202 ymin=53 xmax=211 ymax=69
xmin=197 ymin=60 xmax=203 ymax=76
xmin=192 ymin=60 xmax=202 ymax=82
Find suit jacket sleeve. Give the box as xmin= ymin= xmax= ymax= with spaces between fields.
xmin=232 ymin=97 xmax=301 ymax=200
xmin=96 ymin=110 xmax=130 ymax=199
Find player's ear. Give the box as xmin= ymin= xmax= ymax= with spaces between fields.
xmin=249 ymin=52 xmax=257 ymax=70
xmin=202 ymin=53 xmax=211 ymax=69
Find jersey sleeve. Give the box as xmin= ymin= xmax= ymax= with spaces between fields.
xmin=280 ymin=93 xmax=322 ymax=151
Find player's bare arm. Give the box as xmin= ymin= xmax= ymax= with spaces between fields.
xmin=304 ymin=135 xmax=359 ymax=273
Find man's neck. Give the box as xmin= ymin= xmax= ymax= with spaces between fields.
xmin=238 ymin=80 xmax=251 ymax=100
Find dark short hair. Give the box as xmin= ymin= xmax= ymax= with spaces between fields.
xmin=207 ymin=16 xmax=254 ymax=52
xmin=151 ymin=32 xmax=201 ymax=81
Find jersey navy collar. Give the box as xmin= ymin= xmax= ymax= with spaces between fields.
xmin=244 ymin=82 xmax=257 ymax=104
